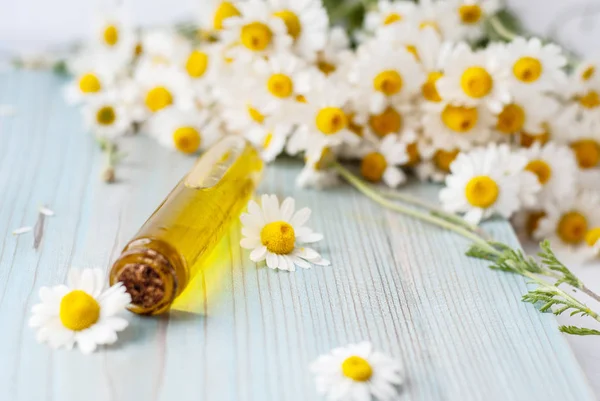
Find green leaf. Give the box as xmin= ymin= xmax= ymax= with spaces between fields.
xmin=559 ymin=326 xmax=600 ymax=336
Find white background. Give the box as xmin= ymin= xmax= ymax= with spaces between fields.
xmin=1 ymin=0 xmax=600 ymax=397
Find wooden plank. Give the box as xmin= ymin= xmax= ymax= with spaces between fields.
xmin=0 ymin=71 xmax=594 ymax=401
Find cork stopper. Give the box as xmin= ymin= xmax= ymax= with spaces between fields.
xmin=111 ymin=248 xmax=178 ymax=315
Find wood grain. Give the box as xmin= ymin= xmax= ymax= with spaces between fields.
xmin=0 ymin=71 xmax=594 ymax=401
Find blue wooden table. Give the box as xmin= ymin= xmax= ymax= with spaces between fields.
xmin=0 ymin=71 xmax=594 ymax=401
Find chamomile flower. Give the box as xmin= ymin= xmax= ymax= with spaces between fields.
xmin=493 ymin=91 xmax=559 ymax=135
xmin=131 ymin=64 xmax=195 ymax=119
xmin=440 ymin=144 xmax=539 ymax=224
xmin=415 ymin=147 xmax=461 ymax=183
xmin=267 ymin=0 xmax=329 ymax=60
xmin=310 ymin=342 xmax=403 ymax=401
xmin=582 ymin=227 xmax=600 ymax=260
xmin=64 ymin=67 xmax=115 ymax=105
xmin=83 ymin=91 xmax=133 ymax=139
xmin=353 ymin=101 xmax=419 ymax=144
xmin=314 ymin=27 xmax=354 ymax=79
xmin=535 ymin=190 xmax=600 ymax=249
xmin=564 ymin=123 xmax=600 ymax=170
xmin=240 ymin=194 xmax=330 ymax=271
xmin=572 ymin=59 xmax=600 ymax=89
xmin=363 ymin=0 xmax=417 ymax=35
xmin=146 ymin=107 xmax=220 ymax=154
xmin=360 ymin=134 xmax=408 ymax=187
xmin=29 ymin=268 xmax=131 ymax=354
xmin=179 ymin=44 xmax=221 ymax=103
xmin=288 ymin=79 xmax=359 ymax=154
xmin=138 ymin=29 xmax=191 ymax=67
xmin=350 ymin=42 xmax=425 ymax=112
xmin=221 ymin=0 xmax=293 ymax=62
xmin=297 ymin=142 xmax=339 ymax=189
xmin=246 ymin=124 xmax=292 ymax=162
xmin=505 ymin=37 xmax=567 ymax=93
xmin=437 ymin=43 xmax=510 ymax=112
xmin=441 ymin=0 xmax=500 ymax=42
xmin=562 ymin=81 xmax=600 ymax=130
xmin=249 ymin=52 xmax=313 ymax=120
xmin=520 ymin=142 xmax=578 ymax=202
xmin=422 ymin=101 xmax=494 ymax=151
xmin=197 ymin=0 xmax=244 ymax=34
xmin=93 ymin=6 xmax=136 ymax=53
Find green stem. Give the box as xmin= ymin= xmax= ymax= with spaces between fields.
xmin=488 ymin=14 xmax=518 ymax=41
xmin=333 ymin=163 xmax=499 ymax=255
xmin=379 ymin=188 xmax=489 ymax=239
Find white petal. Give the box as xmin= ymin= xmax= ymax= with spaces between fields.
xmin=290 ymin=207 xmax=311 ymax=227
xmin=280 ymin=197 xmax=296 ymax=221
xmin=12 ymin=226 xmax=32 ymax=235
xmin=297 ymin=232 xmax=324 ymax=244
xmin=240 ymin=213 xmax=264 ymax=230
xmin=249 ymin=245 xmax=268 ymax=262
xmin=104 ymin=316 xmax=129 ymax=331
xmin=75 ymin=331 xmax=98 ymax=354
xmin=383 ymin=167 xmax=406 ymax=188
xmin=39 ymin=206 xmax=55 ymax=216
xmin=292 ymin=256 xmax=311 ymax=269
xmin=240 ymin=237 xmax=260 ymax=249
xmin=266 ymin=252 xmax=279 ymax=269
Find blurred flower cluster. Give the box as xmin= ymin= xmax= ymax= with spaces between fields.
xmin=63 ymin=0 xmax=600 ymax=258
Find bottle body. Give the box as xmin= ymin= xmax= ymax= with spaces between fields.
xmin=110 ymin=137 xmax=263 ymax=314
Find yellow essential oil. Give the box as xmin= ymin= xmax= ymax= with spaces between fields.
xmin=109 ymin=136 xmax=263 ymax=315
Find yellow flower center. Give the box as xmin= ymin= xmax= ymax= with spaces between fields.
xmin=341 ymin=356 xmax=373 ymax=382
xmin=240 ymin=22 xmax=273 ymax=51
xmin=525 ymin=159 xmax=552 ymax=185
xmin=247 ymin=105 xmax=265 ymax=124
xmin=185 ymin=50 xmax=209 ymax=78
xmin=348 ymin=114 xmax=364 ymax=137
xmin=578 ymin=90 xmax=600 ymax=109
xmin=373 ymin=70 xmax=403 ymax=96
xmin=315 ymin=107 xmax=348 ymax=135
xmin=421 ymin=71 xmax=443 ymax=102
xmin=513 ymin=57 xmax=543 ymax=83
xmin=526 ymin=211 xmax=546 ymax=237
xmin=173 ymin=126 xmax=201 ymax=154
xmin=496 ymin=103 xmax=525 ymax=134
xmin=441 ymin=104 xmax=478 ymax=133
xmin=296 ymin=94 xmax=307 ymax=103
xmin=434 ymin=149 xmax=459 ymax=172
xmin=384 ymin=12 xmax=402 ymax=25
xmin=79 ymin=73 xmax=102 ymax=93
xmin=317 ymin=60 xmax=336 ymax=75
xmin=361 ymin=152 xmax=387 ymax=182
xmin=267 ymin=73 xmax=294 ymax=98
xmin=59 ymin=290 xmax=101 ymax=331
xmin=145 ymin=86 xmax=173 ymax=112
xmin=273 ymin=10 xmax=302 ymax=39
xmin=213 ymin=1 xmax=241 ymax=30
xmin=405 ymin=142 xmax=420 ymax=166
xmin=103 ymin=25 xmax=119 ymax=46
xmin=260 ymin=221 xmax=295 ymax=254
xmin=459 ymin=5 xmax=482 ymax=24
xmin=585 ymin=227 xmax=600 ymax=247
xmin=570 ymin=139 xmax=600 ymax=169
xmin=460 ymin=66 xmax=493 ymax=98
xmin=582 ymin=65 xmax=595 ymax=81
xmin=557 ymin=211 xmax=588 ymax=244
xmin=368 ymin=106 xmax=402 ymax=137
xmin=96 ymin=106 xmax=116 ymax=126
xmin=465 ymin=176 xmax=499 ymax=208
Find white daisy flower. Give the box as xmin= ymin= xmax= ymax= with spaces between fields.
xmin=437 ymin=43 xmax=510 ymax=112
xmin=29 ymin=268 xmax=131 ymax=354
xmin=146 ymin=107 xmax=220 ymax=155
xmin=572 ymin=59 xmax=600 ymax=89
xmin=83 ymin=91 xmax=133 ymax=139
xmin=221 ymin=0 xmax=293 ymax=62
xmin=440 ymin=144 xmax=539 ymax=224
xmin=352 ymin=101 xmax=419 ymax=145
xmin=64 ymin=65 xmax=115 ymax=105
xmin=129 ymin=64 xmax=195 ymax=119
xmin=137 ymin=28 xmax=191 ymax=68
xmin=563 ymin=122 xmax=600 ymax=170
xmin=297 ymin=141 xmax=339 ymax=189
xmin=362 ymin=0 xmax=418 ymax=36
xmin=441 ymin=0 xmax=500 ymax=42
xmin=240 ymin=194 xmax=330 ymax=271
xmin=288 ymin=78 xmax=359 ymax=154
xmin=412 ymin=0 xmax=447 ymax=37
xmin=582 ymin=227 xmax=600 ymax=261
xmin=248 ymin=52 xmax=313 ymax=121
xmin=178 ymin=44 xmax=222 ymax=105
xmin=493 ymin=91 xmax=559 ymax=135
xmin=360 ymin=134 xmax=408 ymax=187
xmin=267 ymin=0 xmax=328 ymax=60
xmin=415 ymin=147 xmax=461 ymax=183
xmin=504 ymin=37 xmax=567 ymax=94
xmin=310 ymin=341 xmax=403 ymax=401
xmin=92 ymin=6 xmax=135 ymax=52
xmin=561 ymin=81 xmax=600 ymax=131
xmin=350 ymin=42 xmax=425 ymax=112
xmin=535 ymin=190 xmax=600 ymax=249
xmin=422 ymin=101 xmax=494 ymax=151
xmin=219 ymin=81 xmax=271 ymax=136
xmin=520 ymin=142 xmax=578 ymax=203
xmin=314 ymin=27 xmax=354 ymax=79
